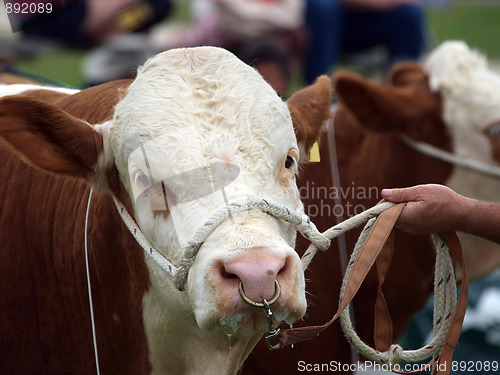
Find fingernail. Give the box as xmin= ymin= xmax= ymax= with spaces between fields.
xmin=381 ymin=189 xmax=392 ymax=197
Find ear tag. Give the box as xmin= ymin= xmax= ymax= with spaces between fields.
xmin=309 ymin=142 xmax=321 ymax=163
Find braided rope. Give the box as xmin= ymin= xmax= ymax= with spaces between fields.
xmin=113 ymin=196 xmax=395 ymax=289
xmin=299 ymin=201 xmax=395 ymax=270
xmin=339 ymin=221 xmax=457 ymax=370
xmin=113 ymin=199 xmax=179 ymax=278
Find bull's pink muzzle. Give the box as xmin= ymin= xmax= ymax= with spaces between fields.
xmin=213 ymin=247 xmax=294 ymax=312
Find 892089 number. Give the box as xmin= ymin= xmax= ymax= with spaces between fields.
xmin=451 ymin=361 xmax=499 ymax=372
xmin=5 ymin=2 xmax=53 ymax=14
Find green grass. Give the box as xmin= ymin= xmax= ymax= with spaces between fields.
xmin=12 ymin=2 xmax=500 ymax=88
xmin=16 ymin=48 xmax=86 ymax=88
xmin=427 ymin=3 xmax=500 ymax=58
xmin=12 ymin=1 xmax=192 ymax=88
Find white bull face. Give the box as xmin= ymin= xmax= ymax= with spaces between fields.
xmin=0 ymin=44 xmax=331 ymax=374
xmin=426 ymin=41 xmax=500 ymax=164
xmin=110 ymin=47 xmax=312 ymax=337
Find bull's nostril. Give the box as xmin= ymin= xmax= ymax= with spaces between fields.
xmin=277 ymin=257 xmax=290 ymax=276
xmin=219 ymin=252 xmax=289 ymax=305
xmin=221 ymin=268 xmax=238 ymax=280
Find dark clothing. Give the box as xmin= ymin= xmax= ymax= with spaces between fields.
xmin=304 ymin=0 xmax=425 ymax=83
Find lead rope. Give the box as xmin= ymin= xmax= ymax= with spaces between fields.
xmin=277 ymin=204 xmax=467 ymax=375
xmin=400 ymin=134 xmax=500 ymax=179
xmin=326 ymin=107 xmax=361 ymax=366
xmin=84 ymin=188 xmax=101 ymax=375
xmin=112 ymin=194 xmax=463 ymax=372
xmin=339 ymin=220 xmax=456 ymax=371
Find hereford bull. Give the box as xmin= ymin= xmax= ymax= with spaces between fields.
xmin=0 ymin=46 xmax=332 ymax=375
xmin=242 ymin=62 xmax=454 ymax=373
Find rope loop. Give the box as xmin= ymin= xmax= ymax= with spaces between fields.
xmin=338 ymin=221 xmax=457 ymax=369
xmin=387 ymin=344 xmax=403 ymax=365
xmin=295 ymin=218 xmax=331 ymax=251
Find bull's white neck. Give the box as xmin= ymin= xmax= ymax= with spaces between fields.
xmin=142 ymin=287 xmax=259 ymax=375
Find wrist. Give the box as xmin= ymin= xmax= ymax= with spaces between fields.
xmin=447 ymin=194 xmax=472 ymax=233
xmin=453 ymin=196 xmax=480 ymax=234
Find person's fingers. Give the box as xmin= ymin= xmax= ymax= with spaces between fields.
xmin=381 ymin=187 xmax=415 ymax=202
xmin=380 ymin=188 xmax=394 ymax=199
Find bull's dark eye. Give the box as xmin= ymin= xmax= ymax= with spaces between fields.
xmin=486 ymin=123 xmax=500 ymax=138
xmin=285 ymin=156 xmax=294 ymax=169
xmin=135 ymin=171 xmax=152 ymax=188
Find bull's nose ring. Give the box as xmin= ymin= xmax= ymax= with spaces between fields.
xmin=238 ymin=280 xmax=281 ymax=308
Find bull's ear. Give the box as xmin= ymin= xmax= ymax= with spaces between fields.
xmin=333 ymin=70 xmax=415 ymax=132
xmin=0 ymin=95 xmax=103 ymax=180
xmin=287 ymin=75 xmax=332 ymax=162
xmin=388 ymin=62 xmax=427 ymax=88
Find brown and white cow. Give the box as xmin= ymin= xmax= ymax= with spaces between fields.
xmin=425 ymin=41 xmax=500 ymax=279
xmin=0 ymin=47 xmax=332 ymax=375
xmin=242 ymin=63 xmax=454 ymax=374
xmin=245 ymin=43 xmax=500 ymax=374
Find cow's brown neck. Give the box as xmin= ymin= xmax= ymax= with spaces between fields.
xmin=0 ymin=81 xmax=154 ymax=374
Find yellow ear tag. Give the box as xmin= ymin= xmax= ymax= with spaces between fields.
xmin=309 ymin=142 xmax=321 ymax=162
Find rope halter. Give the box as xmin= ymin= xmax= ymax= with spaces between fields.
xmin=113 ymin=195 xmax=333 ymax=290
xmin=114 ymin=195 xmax=395 ymax=290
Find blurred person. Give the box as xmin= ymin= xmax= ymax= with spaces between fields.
xmin=17 ymin=0 xmax=172 ymax=48
xmin=304 ymin=0 xmax=426 ymax=84
xmin=149 ymin=0 xmax=306 ymax=96
xmin=238 ymin=38 xmax=291 ymax=97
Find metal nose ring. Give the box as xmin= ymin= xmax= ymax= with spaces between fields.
xmin=238 ymin=280 xmax=281 ymax=308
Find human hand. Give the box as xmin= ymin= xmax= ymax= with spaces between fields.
xmin=381 ymin=184 xmax=467 ymax=234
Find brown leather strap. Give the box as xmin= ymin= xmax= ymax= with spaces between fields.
xmin=389 ymin=232 xmax=468 ymax=375
xmin=278 ymin=203 xmax=405 ymax=347
xmin=374 ymin=229 xmax=395 ymax=352
xmin=277 ymin=204 xmax=468 ymax=375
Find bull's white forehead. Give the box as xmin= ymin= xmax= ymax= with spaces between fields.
xmin=111 ymin=46 xmax=297 ymax=182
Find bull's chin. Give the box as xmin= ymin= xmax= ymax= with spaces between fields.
xmin=200 ymin=309 xmax=293 ymax=338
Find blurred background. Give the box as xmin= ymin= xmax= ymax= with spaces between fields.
xmin=1 ymin=0 xmax=500 ymax=95
xmin=1 ymin=1 xmax=499 ymax=374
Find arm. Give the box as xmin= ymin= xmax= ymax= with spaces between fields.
xmin=381 ymin=184 xmax=500 ymax=245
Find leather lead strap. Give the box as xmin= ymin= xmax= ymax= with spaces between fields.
xmin=277 ymin=203 xmax=468 ymax=375
xmin=390 ymin=232 xmax=467 ymax=375
xmin=278 ymin=203 xmax=404 ymax=346
xmin=373 ymin=229 xmax=395 ymax=352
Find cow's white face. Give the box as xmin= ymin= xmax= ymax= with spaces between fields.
xmin=108 ymin=47 xmax=307 ymax=338
xmin=0 ymin=45 xmax=330 ymax=374
xmin=426 ymin=41 xmax=500 ymax=164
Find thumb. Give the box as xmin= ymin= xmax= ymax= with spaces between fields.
xmin=381 ymin=187 xmax=412 ymax=203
